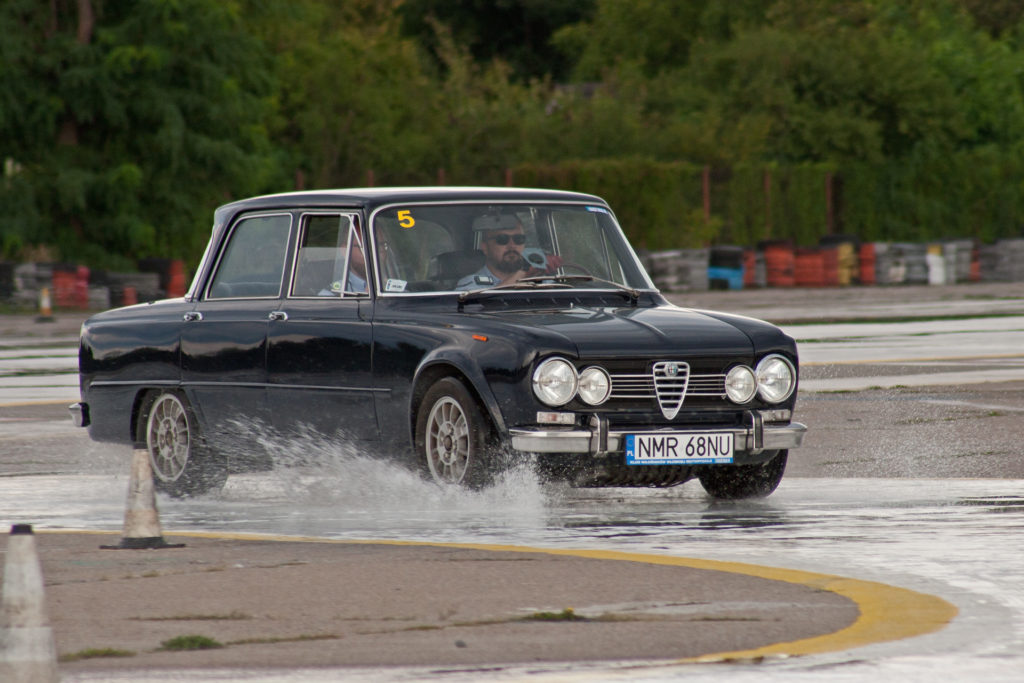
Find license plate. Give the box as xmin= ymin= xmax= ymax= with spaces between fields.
xmin=625 ymin=432 xmax=734 ymax=465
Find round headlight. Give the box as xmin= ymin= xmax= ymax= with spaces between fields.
xmin=577 ymin=366 xmax=611 ymax=405
xmin=725 ymin=365 xmax=756 ymax=404
xmin=756 ymin=354 xmax=796 ymax=403
xmin=532 ymin=357 xmax=578 ymax=406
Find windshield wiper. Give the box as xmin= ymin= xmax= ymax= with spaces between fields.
xmin=457 ymin=274 xmax=640 ymax=307
xmin=517 ymin=274 xmax=640 ymax=304
xmin=457 ymin=279 xmax=572 ymax=304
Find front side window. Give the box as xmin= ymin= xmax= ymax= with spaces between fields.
xmin=371 ymin=203 xmax=652 ymax=294
xmin=207 ymin=214 xmax=292 ymax=299
xmin=291 ymin=213 xmax=367 ymax=297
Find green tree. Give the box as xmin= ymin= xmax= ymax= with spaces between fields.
xmin=0 ymin=0 xmax=279 ymax=268
xmin=397 ymin=0 xmax=595 ymax=83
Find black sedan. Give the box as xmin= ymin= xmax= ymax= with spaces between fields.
xmin=71 ymin=187 xmax=806 ymax=498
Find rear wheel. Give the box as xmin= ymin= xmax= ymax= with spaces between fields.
xmin=697 ymin=450 xmax=788 ymax=500
xmin=415 ymin=377 xmax=495 ymax=488
xmin=143 ymin=390 xmax=227 ymax=497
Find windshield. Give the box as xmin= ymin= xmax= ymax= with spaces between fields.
xmin=370 ymin=202 xmax=654 ymax=294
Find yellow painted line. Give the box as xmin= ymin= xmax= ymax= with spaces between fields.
xmin=45 ymin=529 xmax=957 ymax=662
xmin=0 ymin=400 xmax=76 ymax=408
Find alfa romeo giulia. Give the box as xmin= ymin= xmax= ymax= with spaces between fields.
xmin=71 ymin=187 xmax=806 ymax=498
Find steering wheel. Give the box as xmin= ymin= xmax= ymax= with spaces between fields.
xmin=557 ymin=262 xmax=594 ymax=277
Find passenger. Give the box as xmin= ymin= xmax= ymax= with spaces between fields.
xmin=322 ymin=242 xmax=368 ymax=295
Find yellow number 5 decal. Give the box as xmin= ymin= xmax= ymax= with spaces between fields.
xmin=397 ymin=210 xmax=415 ymax=229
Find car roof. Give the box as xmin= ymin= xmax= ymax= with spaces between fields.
xmin=214 ymin=186 xmax=607 ymax=225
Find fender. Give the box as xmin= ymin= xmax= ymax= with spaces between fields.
xmin=410 ymin=344 xmax=513 ymax=443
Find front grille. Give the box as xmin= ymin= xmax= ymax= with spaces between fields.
xmin=609 ymin=371 xmax=727 ymax=400
xmin=652 ymin=361 xmax=689 ymax=419
xmin=605 ymin=362 xmax=728 ymax=419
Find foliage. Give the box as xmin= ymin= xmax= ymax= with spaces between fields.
xmin=397 ymin=0 xmax=595 ymax=83
xmin=5 ymin=0 xmax=1024 ymax=271
xmin=158 ymin=634 xmax=224 ymax=651
xmin=0 ymin=0 xmax=280 ymax=268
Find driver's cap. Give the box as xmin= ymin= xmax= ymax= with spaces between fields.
xmin=472 ymin=214 xmax=519 ymax=232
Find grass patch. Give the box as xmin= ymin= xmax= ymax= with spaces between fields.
xmin=59 ymin=647 xmax=135 ymax=662
xmin=521 ymin=608 xmax=587 ymax=622
xmin=227 ymin=633 xmax=341 ymax=646
xmin=137 ymin=611 xmax=252 ymax=622
xmin=158 ymin=635 xmax=224 ymax=651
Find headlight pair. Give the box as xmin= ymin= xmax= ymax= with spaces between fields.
xmin=533 ymin=354 xmax=796 ymax=408
xmin=532 ymin=358 xmax=610 ymax=407
xmin=726 ymin=354 xmax=796 ymax=404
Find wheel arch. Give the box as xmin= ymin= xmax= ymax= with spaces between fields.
xmin=130 ymin=388 xmax=158 ymax=446
xmin=409 ymin=358 xmax=505 ymax=449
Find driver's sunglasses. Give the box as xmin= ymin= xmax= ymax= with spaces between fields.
xmin=489 ymin=234 xmax=526 ymax=245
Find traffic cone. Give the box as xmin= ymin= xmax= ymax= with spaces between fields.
xmin=101 ymin=449 xmax=184 ymax=550
xmin=0 ymin=524 xmax=59 ymax=683
xmin=34 ymin=288 xmax=54 ymax=324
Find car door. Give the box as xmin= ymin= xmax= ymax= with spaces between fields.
xmin=265 ymin=212 xmax=379 ymax=440
xmin=180 ymin=212 xmax=294 ymax=437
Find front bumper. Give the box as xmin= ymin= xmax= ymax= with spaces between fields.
xmin=68 ymin=402 xmax=90 ymax=428
xmin=510 ymin=411 xmax=806 ymax=455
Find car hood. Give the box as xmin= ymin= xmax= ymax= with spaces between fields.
xmin=476 ymin=304 xmax=757 ymax=358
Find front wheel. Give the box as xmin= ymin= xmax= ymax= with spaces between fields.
xmin=143 ymin=390 xmax=226 ymax=497
xmin=697 ymin=450 xmax=788 ymax=500
xmin=415 ymin=377 xmax=495 ymax=487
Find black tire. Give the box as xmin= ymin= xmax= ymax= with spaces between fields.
xmin=415 ymin=377 xmax=495 ymax=488
xmin=697 ymin=450 xmax=788 ymax=500
xmin=142 ymin=390 xmax=227 ymax=497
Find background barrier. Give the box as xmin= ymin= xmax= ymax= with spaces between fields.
xmin=0 ymin=241 xmax=1019 ymax=310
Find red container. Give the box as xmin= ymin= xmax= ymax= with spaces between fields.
xmin=167 ymin=259 xmax=186 ymax=297
xmin=859 ymin=243 xmax=876 ymax=285
xmin=52 ymin=269 xmax=77 ymax=308
xmin=821 ymin=247 xmax=839 ymax=287
xmin=763 ymin=243 xmax=795 ymax=288
xmin=743 ymin=249 xmax=757 ymax=288
xmin=794 ymin=248 xmax=825 ymax=287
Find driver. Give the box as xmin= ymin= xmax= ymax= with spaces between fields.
xmin=456 ymin=214 xmax=537 ymax=290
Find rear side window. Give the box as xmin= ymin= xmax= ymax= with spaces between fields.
xmin=291 ymin=213 xmax=367 ymax=297
xmin=207 ymin=214 xmax=292 ymax=299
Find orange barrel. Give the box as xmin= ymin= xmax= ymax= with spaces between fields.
xmin=821 ymin=246 xmax=840 ymax=287
xmin=794 ymin=247 xmax=825 ymax=287
xmin=122 ymin=286 xmax=137 ymax=306
xmin=75 ymin=265 xmax=90 ymax=309
xmin=52 ymin=265 xmax=77 ymax=308
xmin=743 ymin=249 xmax=757 ymax=288
xmin=762 ymin=242 xmax=795 ymax=287
xmin=858 ymin=243 xmax=876 ymax=285
xmin=167 ymin=259 xmax=186 ymax=297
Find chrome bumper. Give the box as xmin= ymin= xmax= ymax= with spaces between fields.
xmin=510 ymin=413 xmax=806 ymax=456
xmin=68 ymin=402 xmax=89 ymax=428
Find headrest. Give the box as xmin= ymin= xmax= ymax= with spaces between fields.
xmin=435 ymin=250 xmax=485 ymax=278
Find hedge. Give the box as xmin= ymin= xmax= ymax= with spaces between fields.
xmin=510 ymin=155 xmax=1024 ymax=249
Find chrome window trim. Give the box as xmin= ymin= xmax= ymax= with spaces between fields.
xmin=287 ymin=211 xmax=370 ymax=300
xmin=203 ymin=211 xmax=294 ymax=301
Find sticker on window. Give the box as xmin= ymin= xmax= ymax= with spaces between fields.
xmin=385 ymin=279 xmax=407 ymax=292
xmin=586 ymin=206 xmax=610 ymax=214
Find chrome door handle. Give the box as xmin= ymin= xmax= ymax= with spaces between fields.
xmin=183 ymin=311 xmax=203 ymax=322
xmin=268 ymin=311 xmax=288 ymax=322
